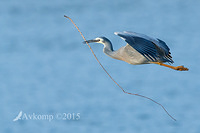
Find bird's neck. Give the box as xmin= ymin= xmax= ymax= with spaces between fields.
xmin=103 ymin=42 xmax=121 ymax=60
xmin=103 ymin=41 xmax=113 ymax=54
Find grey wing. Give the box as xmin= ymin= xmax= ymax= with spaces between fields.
xmin=114 ymin=31 xmax=174 ymax=63
xmin=154 ymin=38 xmax=173 ymax=63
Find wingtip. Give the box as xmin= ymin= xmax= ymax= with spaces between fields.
xmin=114 ymin=31 xmax=126 ymax=36
xmin=114 ymin=32 xmax=119 ymax=35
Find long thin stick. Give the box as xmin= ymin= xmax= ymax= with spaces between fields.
xmin=64 ymin=15 xmax=176 ymax=121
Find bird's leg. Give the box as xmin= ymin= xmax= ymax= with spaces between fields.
xmin=153 ymin=62 xmax=189 ymax=71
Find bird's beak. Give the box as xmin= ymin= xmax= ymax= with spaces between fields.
xmin=83 ymin=39 xmax=100 ymax=44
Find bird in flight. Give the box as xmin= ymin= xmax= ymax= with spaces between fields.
xmin=84 ymin=31 xmax=188 ymax=71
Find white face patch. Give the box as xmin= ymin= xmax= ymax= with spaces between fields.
xmin=95 ymin=37 xmax=104 ymax=43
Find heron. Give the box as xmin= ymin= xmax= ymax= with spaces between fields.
xmin=83 ymin=31 xmax=188 ymax=71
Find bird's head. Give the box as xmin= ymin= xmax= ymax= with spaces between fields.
xmin=83 ymin=37 xmax=111 ymax=45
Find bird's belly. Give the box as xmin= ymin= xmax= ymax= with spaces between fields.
xmin=123 ymin=56 xmax=149 ymax=65
xmin=120 ymin=48 xmax=149 ymax=65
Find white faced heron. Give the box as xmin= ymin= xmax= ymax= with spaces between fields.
xmin=84 ymin=31 xmax=188 ymax=71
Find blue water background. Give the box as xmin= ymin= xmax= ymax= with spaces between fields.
xmin=0 ymin=0 xmax=200 ymax=132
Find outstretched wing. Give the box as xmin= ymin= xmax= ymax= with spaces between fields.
xmin=114 ymin=31 xmax=173 ymax=63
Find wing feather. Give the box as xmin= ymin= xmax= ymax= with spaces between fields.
xmin=114 ymin=31 xmax=174 ymax=63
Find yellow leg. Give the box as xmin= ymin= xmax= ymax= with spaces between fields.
xmin=152 ymin=62 xmax=189 ymax=71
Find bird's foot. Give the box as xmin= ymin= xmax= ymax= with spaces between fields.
xmin=153 ymin=62 xmax=189 ymax=71
xmin=175 ymin=65 xmax=189 ymax=71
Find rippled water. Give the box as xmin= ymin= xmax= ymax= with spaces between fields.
xmin=0 ymin=0 xmax=200 ymax=132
